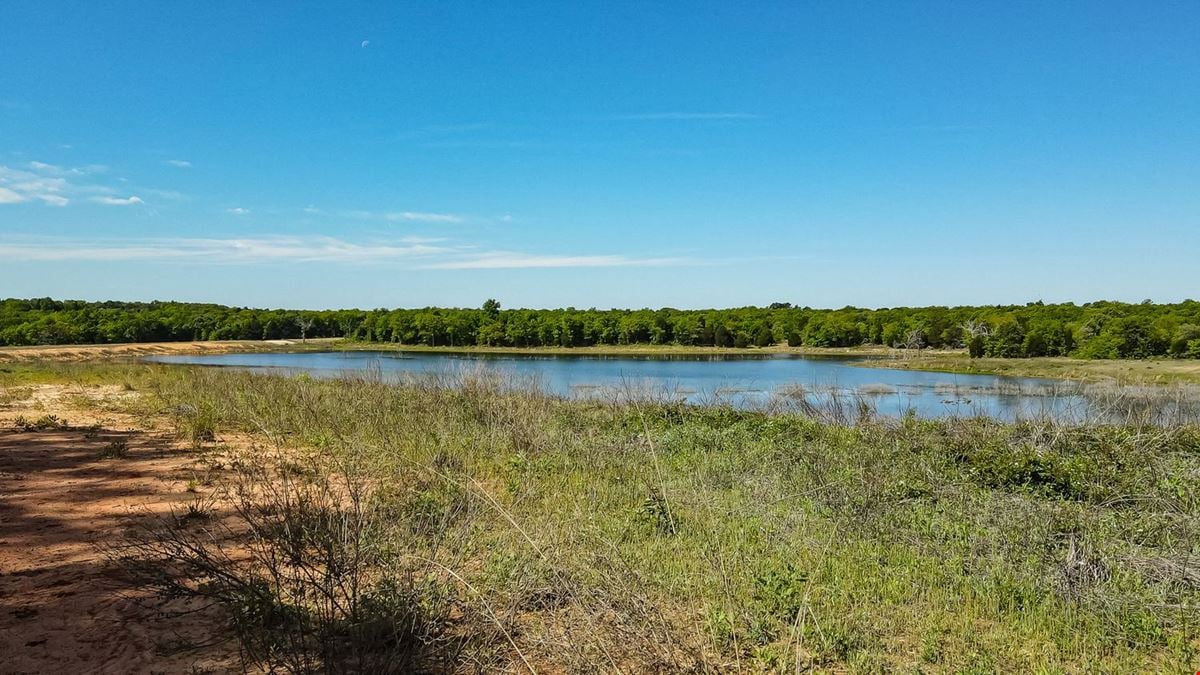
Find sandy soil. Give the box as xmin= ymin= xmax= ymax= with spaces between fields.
xmin=0 ymin=385 xmax=240 ymax=674
xmin=0 ymin=338 xmax=338 ymax=364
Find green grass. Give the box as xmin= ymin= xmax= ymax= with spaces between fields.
xmin=850 ymin=352 xmax=1200 ymax=385
xmin=13 ymin=363 xmax=1199 ymax=671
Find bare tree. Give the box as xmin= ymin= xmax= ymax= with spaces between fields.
xmin=961 ymin=319 xmax=990 ymax=338
xmin=903 ymin=328 xmax=926 ymax=354
xmin=298 ymin=317 xmax=315 ymax=343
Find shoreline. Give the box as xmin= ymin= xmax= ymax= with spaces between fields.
xmin=0 ymin=338 xmax=340 ymax=363
xmin=332 ymin=342 xmax=1200 ymax=385
xmin=2 ymin=339 xmax=1198 ymax=385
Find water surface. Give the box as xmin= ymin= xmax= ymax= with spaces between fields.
xmin=144 ymin=350 xmax=1094 ymax=420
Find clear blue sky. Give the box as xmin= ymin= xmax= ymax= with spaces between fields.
xmin=1 ymin=1 xmax=1197 ymax=310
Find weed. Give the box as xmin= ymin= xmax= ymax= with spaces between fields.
xmin=98 ymin=438 xmax=129 ymax=459
xmin=13 ymin=414 xmax=65 ymax=431
xmin=81 ymin=364 xmax=1200 ymax=672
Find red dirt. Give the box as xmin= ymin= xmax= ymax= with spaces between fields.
xmin=0 ymin=339 xmax=330 ymax=364
xmin=0 ymin=386 xmax=239 ymax=674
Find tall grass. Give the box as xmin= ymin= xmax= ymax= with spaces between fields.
xmin=107 ymin=365 xmax=1200 ymax=672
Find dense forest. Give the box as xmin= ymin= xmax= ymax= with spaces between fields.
xmin=2 ymin=297 xmax=1199 ymax=359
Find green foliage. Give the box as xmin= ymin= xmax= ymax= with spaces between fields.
xmin=3 ymin=296 xmax=1200 ymax=359
xmin=967 ymin=334 xmax=986 ymax=358
xmin=985 ymin=319 xmax=1026 ymax=358
xmin=13 ymin=413 xmax=65 ymax=431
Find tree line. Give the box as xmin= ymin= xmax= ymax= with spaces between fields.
xmin=2 ymin=297 xmax=1199 ymax=359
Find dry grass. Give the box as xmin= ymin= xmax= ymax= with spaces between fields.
xmin=12 ymin=363 xmax=1200 ymax=672
xmin=873 ymin=352 xmax=1200 ymax=385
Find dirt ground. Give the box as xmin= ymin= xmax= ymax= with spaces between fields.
xmin=0 ymin=338 xmax=340 ymax=364
xmin=0 ymin=385 xmax=240 ymax=674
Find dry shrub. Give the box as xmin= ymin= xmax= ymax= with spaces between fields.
xmin=108 ymin=450 xmax=468 ymax=673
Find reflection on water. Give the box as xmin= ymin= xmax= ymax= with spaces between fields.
xmin=142 ymin=350 xmax=1199 ymax=423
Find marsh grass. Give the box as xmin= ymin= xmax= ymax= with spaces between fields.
xmin=94 ymin=365 xmax=1200 ymax=672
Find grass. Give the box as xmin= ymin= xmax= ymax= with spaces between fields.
xmin=14 ymin=363 xmax=1200 ymax=671
xmin=871 ymin=352 xmax=1200 ymax=386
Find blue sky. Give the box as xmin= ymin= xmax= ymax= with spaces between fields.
xmin=1 ymin=1 xmax=1197 ymax=310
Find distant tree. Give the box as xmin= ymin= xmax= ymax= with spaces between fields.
xmin=298 ymin=317 xmax=315 ymax=343
xmin=985 ymin=319 xmax=1026 ymax=358
xmin=714 ymin=323 xmax=734 ymax=348
xmin=967 ymin=334 xmax=986 ymax=358
xmin=1169 ymin=324 xmax=1200 ymax=357
xmin=753 ymin=324 xmax=773 ymax=347
xmin=903 ymin=328 xmax=926 ymax=352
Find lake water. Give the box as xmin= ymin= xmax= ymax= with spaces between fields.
xmin=143 ymin=350 xmax=1097 ymax=420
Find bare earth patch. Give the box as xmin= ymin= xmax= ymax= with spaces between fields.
xmin=0 ymin=338 xmax=340 ymax=364
xmin=0 ymin=386 xmax=239 ymax=674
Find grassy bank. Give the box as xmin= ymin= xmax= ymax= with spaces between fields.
xmin=6 ymin=337 xmax=1200 ymax=386
xmin=876 ymin=353 xmax=1200 ymax=385
xmin=0 ymin=337 xmax=341 ymax=363
xmin=9 ymin=363 xmax=1196 ymax=671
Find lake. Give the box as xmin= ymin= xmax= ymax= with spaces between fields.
xmin=143 ymin=350 xmax=1102 ymax=421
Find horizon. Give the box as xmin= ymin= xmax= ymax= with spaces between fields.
xmin=7 ymin=295 xmax=1198 ymax=314
xmin=3 ymin=2 xmax=1198 ymax=308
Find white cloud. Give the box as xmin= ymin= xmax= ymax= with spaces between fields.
xmin=27 ymin=161 xmax=107 ymax=175
xmin=227 ymin=207 xmax=250 ymax=215
xmin=424 ymin=252 xmax=682 ymax=270
xmin=91 ymin=195 xmax=144 ymax=206
xmin=0 ymin=235 xmax=685 ymax=270
xmin=385 ymin=211 xmax=464 ymax=224
xmin=166 ymin=159 xmax=192 ymax=168
xmin=0 ymin=165 xmax=69 ymax=205
xmin=143 ymin=188 xmax=187 ymax=200
xmin=1 ymin=160 xmax=178 ymax=208
xmin=0 ymin=235 xmax=450 ymax=263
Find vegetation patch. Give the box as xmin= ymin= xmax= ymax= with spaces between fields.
xmin=76 ymin=364 xmax=1200 ymax=671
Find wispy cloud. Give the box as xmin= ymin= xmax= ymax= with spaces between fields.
xmin=26 ymin=161 xmax=108 ymax=175
xmin=0 ymin=161 xmax=126 ymax=207
xmin=91 ymin=195 xmax=144 ymax=206
xmin=0 ymin=165 xmax=71 ymax=206
xmin=309 ymin=207 xmax=467 ymax=223
xmin=0 ymin=235 xmax=686 ymax=270
xmin=0 ymin=235 xmax=450 ymax=263
xmin=227 ymin=207 xmax=250 ymax=215
xmin=0 ymin=187 xmax=25 ymax=204
xmin=142 ymin=188 xmax=187 ymax=200
xmin=385 ymin=211 xmax=463 ymax=224
xmin=165 ymin=159 xmax=192 ymax=168
xmin=615 ymin=112 xmax=759 ymax=121
xmin=423 ymin=252 xmax=682 ymax=270
xmin=38 ymin=194 xmax=70 ymax=206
